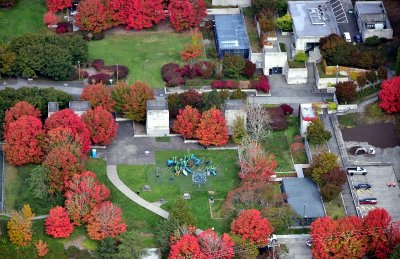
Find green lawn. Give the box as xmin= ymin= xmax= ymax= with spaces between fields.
xmin=316 ymin=63 xmax=346 ymax=79
xmin=0 ymin=0 xmax=46 ymax=43
xmin=288 ymin=61 xmax=306 ymax=68
xmin=88 ymin=33 xmax=193 ymax=88
xmin=118 ymin=149 xmax=240 ymax=233
xmin=324 ymin=195 xmax=346 ymax=220
xmin=263 ymin=116 xmax=308 ymax=172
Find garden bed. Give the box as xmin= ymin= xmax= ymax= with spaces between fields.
xmin=288 ymin=61 xmax=306 ymax=69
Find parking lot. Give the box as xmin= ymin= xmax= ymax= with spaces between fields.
xmin=278 ymin=235 xmax=312 ymax=259
xmin=348 ymin=165 xmax=400 ymax=220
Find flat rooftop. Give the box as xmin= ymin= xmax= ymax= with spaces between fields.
xmin=225 ymin=99 xmax=245 ymax=110
xmin=214 ymin=14 xmax=250 ymax=50
xmin=355 ymin=1 xmax=387 ymax=15
xmin=282 ymin=178 xmax=326 ymax=219
xmin=69 ymin=101 xmax=90 ymax=112
xmin=288 ymin=1 xmax=340 ymax=37
xmin=48 ymin=102 xmax=59 ymax=113
xmin=147 ymin=99 xmax=168 ymax=110
xmin=300 ymin=104 xmax=317 ymax=120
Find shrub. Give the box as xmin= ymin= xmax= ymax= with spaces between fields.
xmin=92 ymin=31 xmax=105 ymax=41
xmin=161 ymin=63 xmax=180 ymax=75
xmin=230 ymin=89 xmax=247 ymax=100
xmin=88 ymin=73 xmax=111 ymax=85
xmin=377 ymin=66 xmax=388 ymax=80
xmin=166 ymin=74 xmax=185 ymax=87
xmin=110 ymin=65 xmax=129 ymax=79
xmin=198 ymin=61 xmax=215 ymax=79
xmin=293 ymin=135 xmax=303 ymax=143
xmin=179 ymin=89 xmax=203 ymax=109
xmin=294 ymin=51 xmax=308 ymax=62
xmin=291 ymin=142 xmax=305 ymax=155
xmin=258 ymin=11 xmax=275 ymax=32
xmin=243 ymin=60 xmax=256 ymax=78
xmin=0 ymin=0 xmax=18 ymax=8
xmin=365 ymin=70 xmax=378 ymax=83
xmin=265 ymin=107 xmax=287 ymax=130
xmin=357 ymin=74 xmax=367 ymax=87
xmin=80 ymin=70 xmax=89 ymax=78
xmin=180 ymin=63 xmax=201 ymax=79
xmin=280 ymin=104 xmax=293 ymax=115
xmin=252 ymin=75 xmax=270 ymax=93
xmin=56 ymin=22 xmax=73 ymax=34
xmin=223 ymin=54 xmax=246 ymax=79
xmin=364 ymin=36 xmax=380 ymax=46
xmin=211 ymin=80 xmax=239 ymax=89
xmin=92 ymin=59 xmax=105 ymax=70
xmin=335 ymin=81 xmax=357 ymax=103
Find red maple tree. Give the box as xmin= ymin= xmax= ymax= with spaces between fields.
xmin=3 ymin=116 xmax=44 ymax=166
xmin=311 ymin=216 xmax=367 ymax=258
xmin=43 ymin=146 xmax=86 ymax=193
xmin=75 ymin=0 xmax=114 ymax=33
xmin=43 ymin=11 xmax=59 ymax=26
xmin=198 ymin=229 xmax=234 ymax=259
xmin=195 ymin=108 xmax=228 ymax=147
xmin=45 ymin=206 xmax=74 ymax=238
xmin=169 ymin=234 xmax=205 ymax=259
xmin=173 ymin=105 xmax=201 ymax=139
xmin=230 ymin=209 xmax=274 ymax=247
xmin=43 ymin=127 xmax=86 ymax=159
xmin=86 ymin=201 xmax=126 ymax=240
xmin=237 ymin=141 xmax=277 ymax=181
xmin=4 ymin=101 xmax=41 ymax=134
xmin=363 ymin=208 xmax=400 ymax=258
xmin=168 ymin=0 xmax=206 ymax=32
xmin=81 ymin=106 xmax=118 ymax=145
xmin=64 ymin=171 xmax=110 ymax=226
xmin=116 ymin=0 xmax=165 ymax=30
xmin=81 ymin=83 xmax=116 ymax=112
xmin=122 ymin=81 xmax=154 ymax=122
xmin=45 ymin=109 xmax=91 ymax=153
xmin=46 ymin=0 xmax=72 ymax=12
xmin=379 ymin=76 xmax=400 ymax=114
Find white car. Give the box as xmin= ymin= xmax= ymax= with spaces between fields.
xmin=343 ymin=32 xmax=351 ymax=43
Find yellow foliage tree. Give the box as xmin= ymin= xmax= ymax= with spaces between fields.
xmin=7 ymin=204 xmax=35 ymax=246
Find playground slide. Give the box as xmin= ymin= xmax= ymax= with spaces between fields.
xmin=191 ymin=154 xmax=201 ymax=166
xmin=167 ymin=160 xmax=175 ymax=167
xmin=183 ymin=166 xmax=193 ymax=174
xmin=182 ymin=169 xmax=188 ymax=176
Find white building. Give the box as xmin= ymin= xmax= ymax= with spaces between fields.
xmin=69 ymin=101 xmax=90 ymax=116
xmin=263 ymin=42 xmax=288 ymax=76
xmin=48 ymin=102 xmax=59 ymax=117
xmin=300 ymin=103 xmax=318 ymax=137
xmin=355 ymin=1 xmax=393 ymax=42
xmin=224 ymin=99 xmax=246 ymax=135
xmin=146 ymin=99 xmax=170 ymax=136
xmin=288 ymin=1 xmax=340 ymax=56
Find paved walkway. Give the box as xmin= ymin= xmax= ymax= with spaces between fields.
xmin=106 ymin=165 xmax=169 ymax=219
xmin=1 ymin=214 xmax=48 ymax=220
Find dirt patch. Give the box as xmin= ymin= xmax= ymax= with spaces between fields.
xmin=342 ymin=122 xmax=400 ymax=148
xmin=64 ymin=235 xmax=86 ymax=250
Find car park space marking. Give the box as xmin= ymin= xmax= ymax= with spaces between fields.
xmin=330 ymin=0 xmax=348 ymax=23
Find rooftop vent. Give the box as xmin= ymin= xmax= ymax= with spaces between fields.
xmin=308 ymin=8 xmax=326 ymax=25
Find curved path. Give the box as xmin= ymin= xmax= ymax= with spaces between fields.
xmin=106 ymin=165 xmax=169 ymax=219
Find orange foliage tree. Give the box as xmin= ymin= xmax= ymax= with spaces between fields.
xmin=3 ymin=115 xmax=44 ymax=166
xmin=87 ymin=201 xmax=127 ymax=240
xmin=195 ymin=108 xmax=228 ymax=147
xmin=45 ymin=109 xmax=91 ymax=153
xmin=64 ymin=171 xmax=110 ymax=225
xmin=4 ymin=101 xmax=41 ymax=133
xmin=7 ymin=204 xmax=35 ymax=247
xmin=45 ymin=206 xmax=75 ymax=238
xmin=180 ymin=29 xmax=203 ymax=62
xmin=75 ymin=0 xmax=115 ymax=33
xmin=81 ymin=83 xmax=115 ymax=112
xmin=81 ymin=106 xmax=118 ymax=145
xmin=122 ymin=81 xmax=154 ymax=122
xmin=173 ymin=105 xmax=201 ymax=139
xmin=43 ymin=11 xmax=59 ymax=26
xmin=43 ymin=127 xmax=85 ymax=157
xmin=230 ymin=209 xmax=274 ymax=247
xmin=168 ymin=234 xmax=205 ymax=258
xmin=35 ymin=240 xmax=49 ymax=257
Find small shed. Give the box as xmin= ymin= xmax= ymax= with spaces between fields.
xmin=214 ymin=14 xmax=250 ymax=59
xmin=146 ymin=99 xmax=169 ymax=136
xmin=224 ymin=99 xmax=246 ymax=135
xmin=299 ymin=103 xmax=318 ymax=137
xmin=282 ymin=178 xmax=326 ymax=226
xmin=48 ymin=102 xmax=59 ymax=117
xmin=69 ymin=101 xmax=91 ymax=116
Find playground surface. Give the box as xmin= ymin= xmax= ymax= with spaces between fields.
xmin=117 ymin=149 xmax=240 ymax=233
xmin=341 ymin=122 xmax=400 ymax=148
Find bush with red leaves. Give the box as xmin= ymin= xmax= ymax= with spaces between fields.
xmin=265 ymin=107 xmax=287 ymax=130
xmin=212 ymin=80 xmax=239 ymax=89
xmin=243 ymin=60 xmax=256 ymax=78
xmin=88 ymin=74 xmax=111 ymax=85
xmin=161 ymin=63 xmax=180 ymax=75
xmin=92 ymin=59 xmax=105 ymax=70
xmin=56 ymin=22 xmax=73 ymax=34
xmin=280 ymin=104 xmax=294 ymax=115
xmin=252 ymin=75 xmax=270 ymax=93
xmin=111 ymin=65 xmax=129 ymax=79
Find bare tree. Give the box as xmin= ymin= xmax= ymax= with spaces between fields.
xmin=244 ymin=102 xmax=271 ymax=143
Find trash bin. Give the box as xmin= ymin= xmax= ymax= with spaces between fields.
xmin=91 ymin=149 xmax=97 ymax=158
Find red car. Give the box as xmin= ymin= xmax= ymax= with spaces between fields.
xmin=358 ymin=198 xmax=377 ymax=205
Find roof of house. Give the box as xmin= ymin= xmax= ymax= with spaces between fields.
xmin=225 ymin=99 xmax=245 ymax=110
xmin=282 ymin=177 xmax=326 ymax=218
xmin=355 ymin=1 xmax=389 ymax=24
xmin=288 ymin=1 xmax=340 ymax=38
xmin=147 ymin=99 xmax=168 ymax=110
xmin=214 ymin=14 xmax=250 ymax=50
xmin=69 ymin=101 xmax=91 ymax=112
xmin=48 ymin=102 xmax=59 ymax=113
xmin=300 ymin=103 xmax=317 ymax=120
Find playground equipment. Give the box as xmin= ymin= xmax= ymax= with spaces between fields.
xmin=167 ymin=154 xmax=217 ymax=177
xmin=192 ymin=171 xmax=207 ymax=186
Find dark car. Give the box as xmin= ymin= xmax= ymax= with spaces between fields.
xmin=358 ymin=198 xmax=377 ymax=205
xmin=354 ymin=183 xmax=372 ymax=190
xmin=306 ymin=239 xmax=313 ymax=248
xmin=354 ymin=34 xmax=362 ymax=43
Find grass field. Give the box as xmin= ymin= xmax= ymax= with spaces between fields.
xmin=324 ymin=195 xmax=346 ymax=220
xmin=88 ymin=33 xmax=194 ymax=88
xmin=0 ymin=0 xmax=46 ymax=43
xmin=118 ymin=149 xmax=240 ymax=233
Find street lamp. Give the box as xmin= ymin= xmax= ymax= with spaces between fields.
xmin=109 ymin=79 xmax=113 ymax=85
xmin=303 ymin=204 xmax=307 ymax=229
xmin=78 ymin=61 xmax=81 ymax=80
xmin=116 ymin=64 xmax=119 ymax=82
xmin=336 ymin=64 xmax=339 ymax=85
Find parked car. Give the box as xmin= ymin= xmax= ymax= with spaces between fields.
xmin=343 ymin=32 xmax=351 ymax=43
xmin=354 ymin=183 xmax=372 ymax=190
xmin=354 ymin=34 xmax=362 ymax=43
xmin=358 ymin=198 xmax=377 ymax=205
xmin=306 ymin=239 xmax=313 ymax=248
xmin=347 ymin=167 xmax=367 ymax=176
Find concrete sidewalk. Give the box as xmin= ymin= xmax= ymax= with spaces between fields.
xmin=106 ymin=165 xmax=169 ymax=219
